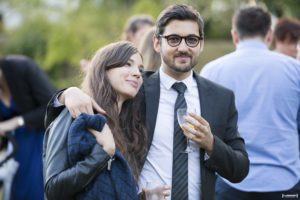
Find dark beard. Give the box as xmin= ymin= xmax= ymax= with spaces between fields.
xmin=162 ymin=52 xmax=196 ymax=73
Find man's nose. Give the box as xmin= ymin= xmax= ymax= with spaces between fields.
xmin=177 ymin=39 xmax=189 ymax=52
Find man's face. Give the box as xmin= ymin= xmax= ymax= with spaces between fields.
xmin=154 ymin=19 xmax=203 ymax=80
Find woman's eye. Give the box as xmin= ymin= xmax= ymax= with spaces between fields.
xmin=126 ymin=62 xmax=131 ymax=66
xmin=139 ymin=68 xmax=144 ymax=73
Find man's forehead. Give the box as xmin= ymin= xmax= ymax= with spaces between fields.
xmin=163 ymin=19 xmax=200 ymax=36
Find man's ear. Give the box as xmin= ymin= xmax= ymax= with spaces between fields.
xmin=153 ymin=35 xmax=161 ymax=53
xmin=200 ymin=40 xmax=204 ymax=52
xmin=231 ymin=29 xmax=239 ymax=45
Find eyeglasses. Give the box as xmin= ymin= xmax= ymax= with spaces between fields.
xmin=159 ymin=34 xmax=202 ymax=48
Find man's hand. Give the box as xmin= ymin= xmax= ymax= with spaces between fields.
xmin=59 ymin=87 xmax=105 ymax=118
xmin=182 ymin=112 xmax=214 ymax=155
xmin=0 ymin=117 xmax=19 ymax=136
xmin=88 ymin=124 xmax=115 ymax=157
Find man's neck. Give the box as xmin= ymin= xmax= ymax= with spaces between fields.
xmin=239 ymin=36 xmax=266 ymax=44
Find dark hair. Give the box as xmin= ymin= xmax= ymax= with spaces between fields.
xmin=233 ymin=6 xmax=271 ymax=40
xmin=274 ymin=17 xmax=300 ymax=43
xmin=138 ymin=27 xmax=161 ymax=71
xmin=155 ymin=4 xmax=204 ymax=40
xmin=122 ymin=14 xmax=154 ymax=41
xmin=81 ymin=41 xmax=147 ymax=183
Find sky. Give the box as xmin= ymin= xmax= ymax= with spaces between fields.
xmin=0 ymin=0 xmax=79 ymax=29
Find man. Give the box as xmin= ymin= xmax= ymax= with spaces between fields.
xmin=45 ymin=4 xmax=249 ymax=200
xmin=201 ymin=6 xmax=300 ymax=200
xmin=273 ymin=17 xmax=300 ymax=59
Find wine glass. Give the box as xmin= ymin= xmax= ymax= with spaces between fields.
xmin=176 ymin=107 xmax=196 ymax=153
xmin=145 ymin=181 xmax=170 ymax=200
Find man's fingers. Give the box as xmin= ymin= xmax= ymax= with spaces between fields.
xmin=86 ymin=104 xmax=94 ymax=115
xmin=189 ymin=112 xmax=209 ymax=126
xmin=92 ymin=98 xmax=106 ymax=114
xmin=74 ymin=109 xmax=82 ymax=118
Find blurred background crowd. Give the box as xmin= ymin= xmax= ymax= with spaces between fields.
xmin=0 ymin=0 xmax=299 ymax=200
xmin=0 ymin=0 xmax=299 ymax=89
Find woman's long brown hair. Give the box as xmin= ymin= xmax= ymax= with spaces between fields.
xmin=81 ymin=41 xmax=147 ymax=183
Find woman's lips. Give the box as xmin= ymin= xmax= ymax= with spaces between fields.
xmin=127 ymin=80 xmax=138 ymax=88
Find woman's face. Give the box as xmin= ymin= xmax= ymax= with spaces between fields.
xmin=106 ymin=53 xmax=143 ymax=101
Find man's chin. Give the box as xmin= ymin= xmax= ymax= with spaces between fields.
xmin=171 ymin=65 xmax=193 ymax=73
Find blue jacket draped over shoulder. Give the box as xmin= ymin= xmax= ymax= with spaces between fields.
xmin=68 ymin=113 xmax=138 ymax=200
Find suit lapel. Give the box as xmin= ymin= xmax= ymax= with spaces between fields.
xmin=144 ymin=71 xmax=160 ymax=149
xmin=194 ymin=72 xmax=213 ymax=126
xmin=194 ymin=72 xmax=213 ymax=194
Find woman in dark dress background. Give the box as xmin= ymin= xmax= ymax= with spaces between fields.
xmin=0 ymin=55 xmax=55 ymax=200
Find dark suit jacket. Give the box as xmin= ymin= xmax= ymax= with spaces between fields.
xmin=44 ymin=71 xmax=249 ymax=200
xmin=141 ymin=71 xmax=249 ymax=200
xmin=0 ymin=55 xmax=56 ymax=131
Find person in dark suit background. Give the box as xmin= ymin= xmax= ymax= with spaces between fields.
xmin=45 ymin=4 xmax=249 ymax=200
xmin=0 ymin=55 xmax=55 ymax=200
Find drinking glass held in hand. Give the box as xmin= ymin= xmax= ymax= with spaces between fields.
xmin=176 ymin=108 xmax=197 ymax=153
xmin=144 ymin=181 xmax=170 ymax=200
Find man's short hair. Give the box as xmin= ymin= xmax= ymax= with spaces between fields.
xmin=233 ymin=6 xmax=271 ymax=40
xmin=155 ymin=4 xmax=204 ymax=40
xmin=274 ymin=17 xmax=300 ymax=43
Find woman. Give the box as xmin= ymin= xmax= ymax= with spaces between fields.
xmin=0 ymin=55 xmax=56 ymax=200
xmin=138 ymin=27 xmax=161 ymax=71
xmin=43 ymin=41 xmax=147 ymax=200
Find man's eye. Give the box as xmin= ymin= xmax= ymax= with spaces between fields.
xmin=168 ymin=37 xmax=180 ymax=43
xmin=187 ymin=37 xmax=198 ymax=43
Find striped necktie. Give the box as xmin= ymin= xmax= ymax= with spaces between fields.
xmin=171 ymin=82 xmax=188 ymax=200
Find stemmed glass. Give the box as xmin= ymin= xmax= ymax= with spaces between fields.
xmin=145 ymin=181 xmax=170 ymax=200
xmin=176 ymin=107 xmax=196 ymax=153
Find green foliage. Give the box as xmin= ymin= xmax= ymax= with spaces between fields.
xmin=1 ymin=15 xmax=50 ymax=65
xmin=1 ymin=0 xmax=299 ymax=89
xmin=132 ymin=0 xmax=163 ymax=18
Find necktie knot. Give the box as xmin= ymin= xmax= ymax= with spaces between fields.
xmin=172 ymin=82 xmax=187 ymax=94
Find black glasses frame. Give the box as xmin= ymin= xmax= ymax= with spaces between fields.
xmin=159 ymin=34 xmax=202 ymax=48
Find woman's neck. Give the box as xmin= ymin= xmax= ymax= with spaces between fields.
xmin=117 ymin=99 xmax=124 ymax=115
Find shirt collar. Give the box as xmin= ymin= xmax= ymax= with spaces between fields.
xmin=237 ymin=40 xmax=269 ymax=51
xmin=159 ymin=68 xmax=195 ymax=92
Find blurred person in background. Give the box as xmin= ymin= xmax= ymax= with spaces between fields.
xmin=138 ymin=27 xmax=161 ymax=71
xmin=201 ymin=6 xmax=300 ymax=200
xmin=80 ymin=14 xmax=154 ymax=73
xmin=0 ymin=55 xmax=55 ymax=200
xmin=273 ymin=17 xmax=300 ymax=195
xmin=122 ymin=14 xmax=154 ymax=47
xmin=273 ymin=17 xmax=300 ymax=59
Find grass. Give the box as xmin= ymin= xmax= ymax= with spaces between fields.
xmin=194 ymin=39 xmax=235 ymax=73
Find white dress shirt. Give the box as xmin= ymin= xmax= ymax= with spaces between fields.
xmin=138 ymin=69 xmax=201 ymax=200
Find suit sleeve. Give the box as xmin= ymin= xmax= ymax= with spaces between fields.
xmin=44 ymin=89 xmax=66 ymax=129
xmin=21 ymin=61 xmax=56 ymax=130
xmin=203 ymin=92 xmax=249 ymax=183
